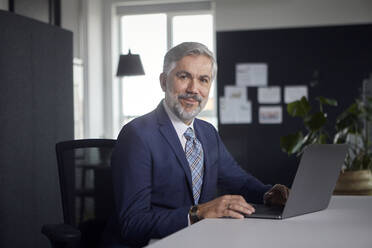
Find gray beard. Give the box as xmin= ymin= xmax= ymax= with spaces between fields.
xmin=165 ymin=91 xmax=207 ymax=123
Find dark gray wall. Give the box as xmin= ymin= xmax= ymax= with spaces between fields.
xmin=0 ymin=10 xmax=73 ymax=248
xmin=217 ymin=24 xmax=372 ymax=187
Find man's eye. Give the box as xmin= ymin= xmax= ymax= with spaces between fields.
xmin=178 ymin=74 xmax=188 ymax=79
xmin=200 ymin=78 xmax=210 ymax=84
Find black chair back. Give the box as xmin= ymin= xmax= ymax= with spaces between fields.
xmin=56 ymin=139 xmax=116 ymax=248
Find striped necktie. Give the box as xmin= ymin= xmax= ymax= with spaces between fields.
xmin=184 ymin=127 xmax=204 ymax=204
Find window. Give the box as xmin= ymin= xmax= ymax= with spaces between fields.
xmin=118 ymin=4 xmax=216 ymax=127
xmin=73 ymin=58 xmax=84 ymax=139
xmin=120 ymin=14 xmax=167 ymax=123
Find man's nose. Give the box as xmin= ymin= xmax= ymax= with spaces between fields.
xmin=186 ymin=78 xmax=198 ymax=93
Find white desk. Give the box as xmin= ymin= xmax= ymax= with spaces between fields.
xmin=148 ymin=196 xmax=372 ymax=248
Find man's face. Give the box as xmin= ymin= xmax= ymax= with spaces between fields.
xmin=160 ymin=55 xmax=213 ymax=124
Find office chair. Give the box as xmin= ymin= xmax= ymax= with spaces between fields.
xmin=42 ymin=139 xmax=116 ymax=248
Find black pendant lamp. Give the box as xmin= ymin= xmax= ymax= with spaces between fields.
xmin=116 ymin=50 xmax=145 ymax=77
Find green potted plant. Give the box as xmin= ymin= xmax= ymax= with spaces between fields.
xmin=333 ymin=96 xmax=372 ymax=195
xmin=280 ymin=96 xmax=338 ymax=156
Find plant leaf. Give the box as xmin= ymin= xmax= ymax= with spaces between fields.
xmin=316 ymin=96 xmax=338 ymax=106
xmin=333 ymin=127 xmax=349 ymax=144
xmin=318 ymin=133 xmax=328 ymax=144
xmin=346 ymin=102 xmax=360 ymax=115
xmin=280 ymin=131 xmax=304 ymax=155
xmin=287 ymin=96 xmax=311 ymax=118
xmin=305 ymin=112 xmax=327 ymax=131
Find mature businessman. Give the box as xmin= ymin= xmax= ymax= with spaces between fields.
xmin=104 ymin=42 xmax=288 ymax=247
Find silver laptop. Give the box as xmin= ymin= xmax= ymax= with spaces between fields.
xmin=245 ymin=144 xmax=348 ymax=219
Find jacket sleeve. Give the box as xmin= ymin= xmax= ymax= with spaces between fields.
xmin=214 ymin=129 xmax=272 ymax=203
xmin=111 ymin=125 xmax=189 ymax=247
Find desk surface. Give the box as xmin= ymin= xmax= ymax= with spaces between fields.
xmin=148 ymin=196 xmax=372 ymax=248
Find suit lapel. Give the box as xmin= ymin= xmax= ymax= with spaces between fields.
xmin=156 ymin=103 xmax=194 ymax=199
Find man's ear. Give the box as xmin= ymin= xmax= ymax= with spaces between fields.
xmin=159 ymin=73 xmax=167 ymax=92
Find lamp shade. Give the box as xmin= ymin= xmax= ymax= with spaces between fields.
xmin=116 ymin=50 xmax=145 ymax=76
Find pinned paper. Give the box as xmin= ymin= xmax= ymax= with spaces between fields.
xmin=259 ymin=106 xmax=282 ymax=124
xmin=224 ymin=86 xmax=247 ymax=101
xmin=219 ymin=97 xmax=235 ymax=124
xmin=238 ymin=101 xmax=252 ymax=123
xmin=219 ymin=97 xmax=252 ymax=124
xmin=284 ymin=86 xmax=308 ymax=103
xmin=236 ymin=63 xmax=268 ymax=87
xmin=258 ymin=86 xmax=281 ymax=104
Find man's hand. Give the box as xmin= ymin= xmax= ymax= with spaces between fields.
xmin=196 ymin=195 xmax=255 ymax=221
xmin=263 ymin=184 xmax=290 ymax=206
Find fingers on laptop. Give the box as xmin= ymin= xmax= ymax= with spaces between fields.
xmin=265 ymin=184 xmax=289 ymax=206
xmin=223 ymin=195 xmax=255 ymax=218
xmin=275 ymin=184 xmax=289 ymax=200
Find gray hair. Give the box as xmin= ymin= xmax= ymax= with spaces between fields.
xmin=162 ymin=42 xmax=217 ymax=82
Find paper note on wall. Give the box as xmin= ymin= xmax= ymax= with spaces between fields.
xmin=258 ymin=86 xmax=281 ymax=104
xmin=219 ymin=97 xmax=235 ymax=124
xmin=238 ymin=101 xmax=252 ymax=123
xmin=284 ymin=86 xmax=308 ymax=103
xmin=224 ymin=86 xmax=247 ymax=101
xmin=259 ymin=106 xmax=282 ymax=124
xmin=219 ymin=97 xmax=252 ymax=124
xmin=236 ymin=63 xmax=268 ymax=87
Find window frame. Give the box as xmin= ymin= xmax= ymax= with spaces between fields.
xmin=116 ymin=4 xmax=217 ymax=128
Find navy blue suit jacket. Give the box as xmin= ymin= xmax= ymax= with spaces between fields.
xmin=105 ymin=102 xmax=271 ymax=247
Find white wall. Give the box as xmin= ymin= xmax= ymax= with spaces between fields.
xmin=1 ymin=1 xmax=82 ymax=58
xmin=61 ymin=0 xmax=105 ymax=139
xmin=13 ymin=0 xmax=49 ymax=22
xmin=102 ymin=0 xmax=119 ymax=139
xmin=61 ymin=0 xmax=83 ymax=58
xmin=83 ymin=0 xmax=104 ymax=138
xmin=0 ymin=0 xmax=8 ymax=10
xmin=214 ymin=0 xmax=372 ymax=31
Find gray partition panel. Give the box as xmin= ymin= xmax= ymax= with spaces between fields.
xmin=0 ymin=10 xmax=73 ymax=248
